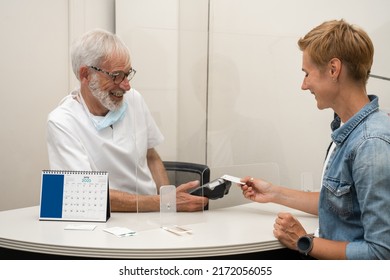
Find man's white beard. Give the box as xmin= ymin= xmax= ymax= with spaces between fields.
xmin=89 ymin=74 xmax=123 ymax=111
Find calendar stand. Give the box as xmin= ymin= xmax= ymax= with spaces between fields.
xmin=39 ymin=170 xmax=110 ymax=222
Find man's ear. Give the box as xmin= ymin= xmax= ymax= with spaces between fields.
xmin=79 ymin=66 xmax=89 ymax=82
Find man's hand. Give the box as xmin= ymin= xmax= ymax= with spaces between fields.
xmin=176 ymin=180 xmax=209 ymax=211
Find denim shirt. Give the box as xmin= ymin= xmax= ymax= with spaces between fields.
xmin=319 ymin=95 xmax=390 ymax=260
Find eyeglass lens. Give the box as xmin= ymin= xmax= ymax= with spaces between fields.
xmin=113 ymin=69 xmax=136 ymax=84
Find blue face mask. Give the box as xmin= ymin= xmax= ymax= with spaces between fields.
xmin=75 ymin=89 xmax=128 ymax=131
xmin=90 ymin=101 xmax=128 ymax=131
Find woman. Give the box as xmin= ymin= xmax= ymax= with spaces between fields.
xmin=241 ymin=19 xmax=390 ymax=259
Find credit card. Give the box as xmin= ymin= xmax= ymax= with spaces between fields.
xmin=221 ymin=174 xmax=245 ymax=185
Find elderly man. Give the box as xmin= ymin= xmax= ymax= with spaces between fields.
xmin=47 ymin=29 xmax=208 ymax=212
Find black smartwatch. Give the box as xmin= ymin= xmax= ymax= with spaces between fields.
xmin=297 ymin=234 xmax=315 ymax=255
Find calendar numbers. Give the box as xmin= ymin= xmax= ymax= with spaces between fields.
xmin=62 ymin=174 xmax=108 ymax=220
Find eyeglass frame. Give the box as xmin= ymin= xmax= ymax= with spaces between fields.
xmin=88 ymin=65 xmax=136 ymax=84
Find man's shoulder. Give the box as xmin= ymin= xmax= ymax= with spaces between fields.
xmin=48 ymin=95 xmax=83 ymax=123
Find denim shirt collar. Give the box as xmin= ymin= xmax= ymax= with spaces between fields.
xmin=331 ymin=95 xmax=379 ymax=145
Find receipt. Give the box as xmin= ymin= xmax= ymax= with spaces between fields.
xmin=64 ymin=224 xmax=97 ymax=231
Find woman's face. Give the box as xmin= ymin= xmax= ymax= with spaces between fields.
xmin=300 ymin=51 xmax=337 ymax=111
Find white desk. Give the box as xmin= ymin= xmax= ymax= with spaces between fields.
xmin=0 ymin=203 xmax=318 ymax=259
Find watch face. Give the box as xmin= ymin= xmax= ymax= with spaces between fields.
xmin=298 ymin=236 xmax=312 ymax=251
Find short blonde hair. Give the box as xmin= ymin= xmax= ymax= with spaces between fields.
xmin=298 ymin=19 xmax=374 ymax=84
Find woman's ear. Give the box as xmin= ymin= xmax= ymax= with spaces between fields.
xmin=329 ymin=58 xmax=341 ymax=80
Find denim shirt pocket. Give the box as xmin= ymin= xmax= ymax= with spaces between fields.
xmin=323 ymin=178 xmax=354 ymax=218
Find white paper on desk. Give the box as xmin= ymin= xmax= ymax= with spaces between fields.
xmin=64 ymin=224 xmax=96 ymax=231
xmin=103 ymin=227 xmax=136 ymax=237
xmin=162 ymin=225 xmax=192 ymax=236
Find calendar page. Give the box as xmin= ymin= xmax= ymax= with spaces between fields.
xmin=39 ymin=170 xmax=110 ymax=222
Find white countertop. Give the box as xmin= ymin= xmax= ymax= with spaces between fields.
xmin=0 ymin=202 xmax=318 ymax=259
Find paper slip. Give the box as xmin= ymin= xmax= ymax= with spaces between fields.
xmin=162 ymin=225 xmax=192 ymax=236
xmin=103 ymin=227 xmax=136 ymax=237
xmin=221 ymin=174 xmax=245 ymax=185
xmin=64 ymin=224 xmax=97 ymax=231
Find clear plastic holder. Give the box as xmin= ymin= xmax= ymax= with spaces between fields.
xmin=159 ymin=185 xmax=177 ymax=228
xmin=159 ymin=185 xmax=193 ymax=236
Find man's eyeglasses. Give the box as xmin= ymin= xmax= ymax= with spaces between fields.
xmin=88 ymin=66 xmax=136 ymax=84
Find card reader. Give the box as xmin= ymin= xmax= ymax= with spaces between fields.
xmin=189 ymin=178 xmax=232 ymax=200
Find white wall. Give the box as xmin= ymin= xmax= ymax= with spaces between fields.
xmin=1 ymin=0 xmax=389 ymax=211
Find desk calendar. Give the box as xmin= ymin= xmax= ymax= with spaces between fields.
xmin=39 ymin=170 xmax=110 ymax=222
